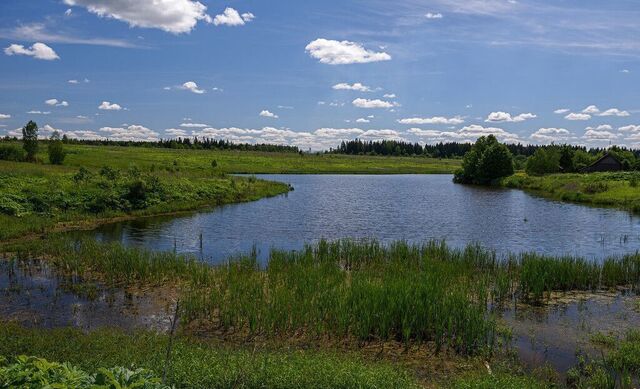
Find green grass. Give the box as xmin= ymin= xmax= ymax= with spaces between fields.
xmin=0 ymin=323 xmax=419 ymax=389
xmin=502 ymin=172 xmax=640 ymax=212
xmin=0 ymin=160 xmax=290 ymax=240
xmin=56 ymin=143 xmax=461 ymax=174
xmin=7 ymin=237 xmax=640 ymax=357
xmin=451 ymin=373 xmax=549 ymax=389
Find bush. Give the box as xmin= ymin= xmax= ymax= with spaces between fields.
xmin=48 ymin=131 xmax=66 ymax=165
xmin=453 ymin=135 xmax=514 ymax=185
xmin=0 ymin=144 xmax=25 ymax=162
xmin=525 ymin=147 xmax=561 ymax=176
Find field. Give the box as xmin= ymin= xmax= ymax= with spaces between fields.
xmin=503 ymin=171 xmax=640 ymax=212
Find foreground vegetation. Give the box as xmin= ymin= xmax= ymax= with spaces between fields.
xmin=0 ymin=324 xmax=418 ymax=389
xmin=503 ymin=171 xmax=640 ymax=212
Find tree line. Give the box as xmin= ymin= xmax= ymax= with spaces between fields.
xmin=330 ymin=139 xmax=639 ymax=160
xmin=1 ymin=134 xmax=300 ymax=154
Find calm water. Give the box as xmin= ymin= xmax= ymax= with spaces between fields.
xmin=84 ymin=174 xmax=640 ymax=263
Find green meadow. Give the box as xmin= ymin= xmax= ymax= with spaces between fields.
xmin=503 ymin=171 xmax=640 ymax=213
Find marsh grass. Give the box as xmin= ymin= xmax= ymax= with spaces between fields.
xmin=6 ymin=237 xmax=640 ymax=357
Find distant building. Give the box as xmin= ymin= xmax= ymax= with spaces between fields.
xmin=580 ymin=153 xmax=623 ymax=173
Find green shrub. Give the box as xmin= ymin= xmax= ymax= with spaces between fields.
xmin=454 ymin=135 xmax=514 ymax=185
xmin=48 ymin=131 xmax=66 ymax=165
xmin=0 ymin=355 xmax=168 ymax=388
xmin=525 ymin=147 xmax=560 ymax=176
xmin=0 ymin=144 xmax=25 ymax=162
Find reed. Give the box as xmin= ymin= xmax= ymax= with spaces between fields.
xmin=6 ymin=237 xmax=640 ymax=356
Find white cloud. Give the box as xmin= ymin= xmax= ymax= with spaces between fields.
xmin=65 ymin=8 xmax=73 ymax=16
xmin=554 ymin=108 xmax=570 ymax=114
xmin=360 ymin=129 xmax=402 ymax=140
xmin=179 ymin=81 xmax=205 ymax=94
xmin=4 ymin=42 xmax=59 ymax=60
xmin=530 ymin=127 xmax=572 ymax=143
xmin=583 ymin=129 xmax=618 ymax=140
xmin=165 ymin=128 xmax=188 ymax=137
xmin=68 ymin=79 xmax=79 ymax=84
xmin=314 ymin=128 xmax=364 ymax=138
xmin=180 ymin=122 xmax=208 ymax=128
xmin=383 ymin=93 xmax=396 ymax=98
xmin=621 ymin=69 xmax=630 ymax=73
xmin=408 ymin=124 xmax=520 ymax=144
xmin=259 ymin=110 xmax=279 ymax=119
xmin=98 ymin=101 xmax=123 ymax=110
xmin=99 ymin=125 xmax=159 ymax=141
xmin=332 ymin=82 xmax=372 ymax=92
xmin=63 ymin=0 xmax=213 ymax=34
xmin=0 ymin=114 xmax=10 ymax=119
xmin=425 ymin=12 xmax=443 ymax=19
xmin=598 ymin=108 xmax=630 ymax=117
xmin=398 ymin=116 xmax=465 ymax=125
xmin=27 ymin=110 xmax=50 ymax=115
xmin=352 ymin=98 xmax=397 ymax=109
xmin=485 ymin=111 xmax=537 ymax=123
xmin=586 ymin=124 xmax=613 ymax=131
xmin=45 ymin=99 xmax=69 ymax=107
xmin=619 ymin=125 xmax=640 ymax=132
xmin=356 ymin=118 xmax=370 ymax=123
xmin=565 ymin=113 xmax=591 ymax=121
xmin=582 ymin=105 xmax=600 ymax=114
xmin=213 ymin=7 xmax=253 ymax=26
xmin=305 ymin=39 xmax=391 ymax=65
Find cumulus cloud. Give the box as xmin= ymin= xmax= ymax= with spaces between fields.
xmin=565 ymin=113 xmax=591 ymax=121
xmin=63 ymin=0 xmax=213 ymax=34
xmin=485 ymin=111 xmax=537 ymax=123
xmin=305 ymin=39 xmax=391 ymax=65
xmin=383 ymin=93 xmax=396 ymax=98
xmin=599 ymin=108 xmax=630 ymax=117
xmin=356 ymin=118 xmax=370 ymax=123
xmin=259 ymin=110 xmax=279 ymax=119
xmin=425 ymin=12 xmax=443 ymax=19
xmin=213 ymin=7 xmax=254 ymax=26
xmin=398 ymin=116 xmax=465 ymax=125
xmin=619 ymin=125 xmax=640 ymax=132
xmin=582 ymin=105 xmax=600 ymax=114
xmin=180 ymin=122 xmax=208 ymax=128
xmin=4 ymin=42 xmax=59 ymax=60
xmin=165 ymin=128 xmax=188 ymax=137
xmin=554 ymin=108 xmax=570 ymax=114
xmin=179 ymin=81 xmax=205 ymax=94
xmin=332 ymin=82 xmax=372 ymax=92
xmin=100 ymin=125 xmax=159 ymax=141
xmin=45 ymin=99 xmax=69 ymax=107
xmin=352 ymin=98 xmax=397 ymax=109
xmin=408 ymin=124 xmax=520 ymax=144
xmin=0 ymin=114 xmax=10 ymax=119
xmin=530 ymin=127 xmax=572 ymax=143
xmin=583 ymin=129 xmax=618 ymax=140
xmin=98 ymin=101 xmax=123 ymax=110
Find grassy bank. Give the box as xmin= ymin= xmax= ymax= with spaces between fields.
xmin=0 ymin=323 xmax=418 ymax=389
xmin=6 ymin=238 xmax=640 ymax=355
xmin=4 ymin=141 xmax=461 ymax=175
xmin=502 ymin=172 xmax=640 ymax=212
xmin=0 ymin=159 xmax=290 ymax=240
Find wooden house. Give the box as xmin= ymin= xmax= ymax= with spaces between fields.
xmin=580 ymin=153 xmax=623 ymax=173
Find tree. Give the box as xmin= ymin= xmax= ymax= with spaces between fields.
xmin=559 ymin=146 xmax=575 ymax=172
xmin=525 ymin=147 xmax=561 ymax=176
xmin=48 ymin=131 xmax=66 ymax=165
xmin=22 ymin=120 xmax=39 ymax=161
xmin=453 ymin=135 xmax=514 ymax=185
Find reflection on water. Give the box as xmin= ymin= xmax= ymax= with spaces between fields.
xmin=81 ymin=175 xmax=640 ymax=264
xmin=0 ymin=258 xmax=172 ymax=332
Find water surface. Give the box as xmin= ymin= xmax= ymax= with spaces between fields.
xmin=85 ymin=174 xmax=640 ymax=263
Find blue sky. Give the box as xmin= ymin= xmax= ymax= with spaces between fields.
xmin=1 ymin=0 xmax=640 ymax=150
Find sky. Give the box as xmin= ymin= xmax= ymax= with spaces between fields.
xmin=1 ymin=0 xmax=640 ymax=150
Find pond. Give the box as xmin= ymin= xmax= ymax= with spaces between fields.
xmin=83 ymin=174 xmax=640 ymax=263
